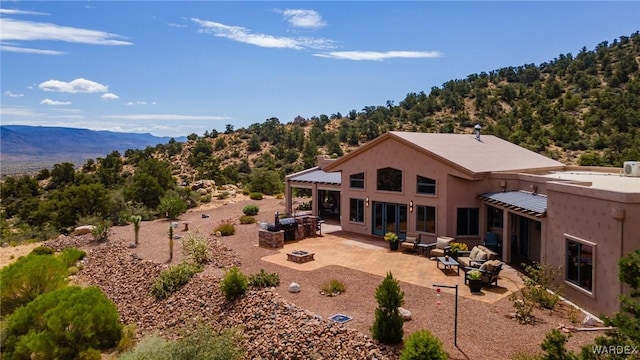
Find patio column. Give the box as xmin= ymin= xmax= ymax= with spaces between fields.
xmin=311 ymin=183 xmax=318 ymax=216
xmin=502 ymin=210 xmax=511 ymax=263
xmin=285 ymin=178 xmax=293 ymax=216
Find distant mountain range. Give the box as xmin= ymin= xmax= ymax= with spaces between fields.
xmin=0 ymin=125 xmax=186 ymax=175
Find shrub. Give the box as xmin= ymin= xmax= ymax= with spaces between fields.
xmin=220 ymin=266 xmax=248 ymax=302
xmin=92 ymin=220 xmax=111 ymax=242
xmin=217 ymin=191 xmax=230 ymax=200
xmin=400 ymin=330 xmax=448 ymax=360
xmin=31 ymin=245 xmax=55 ymax=255
xmin=59 ymin=247 xmax=87 ymax=267
xmin=371 ymin=272 xmax=404 ymax=344
xmin=242 ymin=204 xmax=259 ymax=216
xmin=0 ymin=254 xmax=68 ymax=317
xmin=521 ymin=262 xmax=562 ymax=310
xmin=159 ymin=194 xmax=188 ymax=220
xmin=239 ymin=215 xmax=256 ymax=224
xmin=117 ymin=323 xmax=137 ymax=353
xmin=321 ymin=279 xmax=346 ymax=295
xmin=151 ymin=263 xmax=204 ymax=300
xmin=215 ymin=221 xmax=236 ymax=236
xmin=248 ymin=269 xmax=280 ymax=288
xmin=119 ymin=326 xmax=244 ymax=360
xmin=182 ymin=231 xmax=210 ymax=265
xmin=249 ymin=192 xmax=263 ymax=200
xmin=2 ymin=286 xmax=122 ymax=359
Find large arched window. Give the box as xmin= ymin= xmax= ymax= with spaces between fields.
xmin=377 ymin=167 xmax=402 ymax=192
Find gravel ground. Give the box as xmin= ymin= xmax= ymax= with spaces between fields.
xmin=68 ymin=195 xmax=602 ymax=359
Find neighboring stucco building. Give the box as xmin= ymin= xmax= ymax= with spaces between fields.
xmin=284 ymin=131 xmax=640 ymax=317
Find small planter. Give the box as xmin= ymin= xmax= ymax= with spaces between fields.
xmin=384 ymin=232 xmax=399 ymax=251
xmin=467 ymin=269 xmax=482 ymax=293
xmin=468 ymin=279 xmax=482 ymax=293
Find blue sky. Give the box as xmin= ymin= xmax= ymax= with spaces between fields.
xmin=1 ymin=1 xmax=639 ymax=138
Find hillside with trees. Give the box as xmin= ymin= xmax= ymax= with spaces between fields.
xmin=1 ymin=32 xmax=638 ymax=244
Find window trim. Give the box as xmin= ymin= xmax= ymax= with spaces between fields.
xmin=349 ymin=172 xmax=365 ymax=189
xmin=456 ymin=207 xmax=480 ymax=236
xmin=415 ymin=205 xmax=436 ymax=234
xmin=564 ymin=234 xmax=596 ymax=298
xmin=376 ymin=167 xmax=403 ymax=193
xmin=416 ymin=175 xmax=437 ymax=195
xmin=349 ymin=198 xmax=365 ymax=223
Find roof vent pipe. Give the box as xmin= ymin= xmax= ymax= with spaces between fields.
xmin=474 ymin=124 xmax=482 ymax=141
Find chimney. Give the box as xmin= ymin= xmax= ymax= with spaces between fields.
xmin=474 ymin=124 xmax=482 ymax=141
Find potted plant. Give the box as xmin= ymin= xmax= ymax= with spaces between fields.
xmin=449 ymin=242 xmax=469 ymax=260
xmin=467 ymin=269 xmax=482 ymax=293
xmin=384 ymin=232 xmax=399 ymax=251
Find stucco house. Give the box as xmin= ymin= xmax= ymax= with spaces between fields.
xmin=284 ymin=131 xmax=640 ymax=317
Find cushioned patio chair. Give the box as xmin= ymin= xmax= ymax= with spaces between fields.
xmin=478 ymin=260 xmax=504 ymax=287
xmin=400 ymin=232 xmax=421 ymax=253
xmin=484 ymin=232 xmax=500 ymax=253
xmin=423 ymin=236 xmax=454 ymax=258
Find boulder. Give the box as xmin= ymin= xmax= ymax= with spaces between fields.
xmin=73 ymin=225 xmax=95 ymax=235
xmin=398 ymin=307 xmax=412 ymax=321
xmin=288 ymin=282 xmax=301 ymax=293
xmin=583 ymin=314 xmax=600 ymax=327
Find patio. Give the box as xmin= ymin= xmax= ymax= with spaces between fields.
xmin=261 ymin=228 xmax=524 ymax=303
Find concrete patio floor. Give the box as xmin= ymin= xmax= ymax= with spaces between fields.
xmin=261 ymin=227 xmax=524 ymax=303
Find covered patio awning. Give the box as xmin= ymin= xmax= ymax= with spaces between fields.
xmin=287 ymin=167 xmax=341 ymax=185
xmin=478 ymin=190 xmax=547 ymax=217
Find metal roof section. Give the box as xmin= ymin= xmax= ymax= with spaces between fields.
xmin=288 ymin=167 xmax=341 ymax=185
xmin=479 ymin=190 xmax=548 ymax=217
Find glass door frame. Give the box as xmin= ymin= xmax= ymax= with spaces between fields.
xmin=372 ymin=201 xmax=407 ymax=239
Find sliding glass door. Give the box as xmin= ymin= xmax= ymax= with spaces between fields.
xmin=372 ymin=201 xmax=407 ymax=239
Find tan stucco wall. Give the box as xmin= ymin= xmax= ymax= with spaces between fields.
xmin=546 ymin=184 xmax=640 ymax=316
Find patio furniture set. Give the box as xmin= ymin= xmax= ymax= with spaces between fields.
xmin=400 ymin=233 xmax=505 ymax=289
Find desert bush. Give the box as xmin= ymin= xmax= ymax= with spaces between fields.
xmin=92 ymin=220 xmax=111 ymax=242
xmin=399 ymin=330 xmax=448 ymax=360
xmin=248 ymin=269 xmax=280 ymax=288
xmin=510 ymin=292 xmax=536 ymax=324
xmin=249 ymin=192 xmax=263 ymax=200
xmin=60 ymin=247 xmax=87 ymax=267
xmin=2 ymin=286 xmax=122 ymax=359
xmin=0 ymin=253 xmax=68 ymax=317
xmin=239 ymin=215 xmax=256 ymax=224
xmin=215 ymin=221 xmax=236 ymax=236
xmin=151 ymin=263 xmax=204 ymax=300
xmin=242 ymin=204 xmax=259 ymax=216
xmin=521 ymin=263 xmax=562 ymax=310
xmin=117 ymin=323 xmax=137 ymax=353
xmin=119 ymin=326 xmax=244 ymax=360
xmin=68 ymin=266 xmax=80 ymax=275
xmin=159 ymin=194 xmax=187 ymax=220
xmin=220 ymin=266 xmax=248 ymax=302
xmin=182 ymin=231 xmax=210 ymax=265
xmin=371 ymin=272 xmax=404 ymax=344
xmin=217 ymin=191 xmax=230 ymax=200
xmin=30 ymin=245 xmax=54 ymax=255
xmin=321 ymin=279 xmax=346 ymax=295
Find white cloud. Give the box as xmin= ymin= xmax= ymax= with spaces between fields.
xmin=39 ymin=78 xmax=109 ymax=93
xmin=103 ymin=114 xmax=229 ymax=121
xmin=0 ymin=18 xmax=133 ymax=46
xmin=313 ymin=50 xmax=443 ymax=61
xmin=4 ymin=91 xmax=24 ymax=97
xmin=1 ymin=44 xmax=65 ymax=55
xmin=126 ymin=101 xmax=148 ymax=106
xmin=192 ymin=18 xmax=334 ymax=50
xmin=0 ymin=9 xmax=49 ymax=16
xmin=282 ymin=9 xmax=326 ymax=29
xmin=0 ymin=106 xmax=36 ymax=117
xmin=102 ymin=93 xmax=119 ymax=100
xmin=41 ymin=98 xmax=71 ymax=105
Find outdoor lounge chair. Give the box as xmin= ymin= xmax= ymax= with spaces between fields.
xmin=457 ymin=245 xmax=498 ymax=269
xmin=484 ymin=232 xmax=500 ymax=253
xmin=478 ymin=260 xmax=503 ymax=287
xmin=400 ymin=232 xmax=421 ymax=253
xmin=423 ymin=236 xmax=454 ymax=258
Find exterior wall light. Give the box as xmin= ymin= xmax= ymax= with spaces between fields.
xmin=409 ymin=200 xmax=414 ymax=212
xmin=366 ymin=196 xmax=369 ymax=207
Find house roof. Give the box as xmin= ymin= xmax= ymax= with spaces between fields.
xmin=323 ymin=131 xmax=565 ymax=176
xmin=286 ymin=167 xmax=341 ymax=185
xmin=479 ymin=190 xmax=548 ymax=217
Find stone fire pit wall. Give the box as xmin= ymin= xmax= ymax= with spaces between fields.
xmin=259 ymin=229 xmax=284 ymax=248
